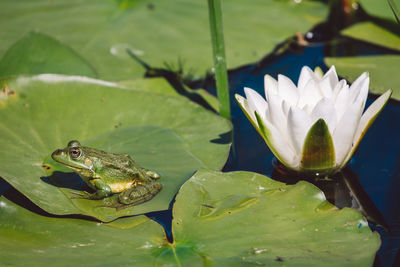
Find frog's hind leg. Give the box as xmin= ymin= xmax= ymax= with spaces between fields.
xmin=118 ymin=182 xmax=163 ymax=206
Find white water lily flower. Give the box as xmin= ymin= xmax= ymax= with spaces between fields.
xmin=235 ymin=66 xmax=392 ymax=175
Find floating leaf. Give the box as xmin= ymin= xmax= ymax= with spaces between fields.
xmin=0 ymin=75 xmax=231 ymax=221
xmin=341 ymin=22 xmax=400 ymax=52
xmin=359 ymin=0 xmax=400 ymax=22
xmin=0 ymin=197 xmax=164 ymax=266
xmin=0 ymin=32 xmax=96 ymax=78
xmin=0 ymin=170 xmax=381 ymax=265
xmin=325 ymin=55 xmax=400 ymax=100
xmin=0 ymin=0 xmax=328 ymax=80
xmin=119 ymin=78 xmax=220 ymax=112
xmin=166 ymin=170 xmax=381 ymax=266
xmin=388 ymin=0 xmax=400 ymax=23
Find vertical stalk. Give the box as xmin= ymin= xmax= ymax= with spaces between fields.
xmin=207 ymin=0 xmax=231 ymax=119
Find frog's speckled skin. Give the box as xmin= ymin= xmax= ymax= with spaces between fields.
xmin=51 ymin=140 xmax=162 ymax=206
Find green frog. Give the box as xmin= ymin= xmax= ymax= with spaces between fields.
xmin=51 ymin=140 xmax=162 ymax=206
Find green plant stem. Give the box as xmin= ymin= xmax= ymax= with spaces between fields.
xmin=207 ymin=0 xmax=231 ymax=119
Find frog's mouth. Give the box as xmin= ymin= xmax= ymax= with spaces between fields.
xmin=51 ymin=150 xmax=86 ymax=171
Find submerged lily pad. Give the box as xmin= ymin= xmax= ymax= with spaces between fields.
xmin=325 ymin=56 xmax=400 ymax=100
xmin=0 ymin=197 xmax=165 ymax=266
xmin=0 ymin=0 xmax=328 ymax=80
xmin=0 ymin=75 xmax=231 ymax=221
xmin=164 ymin=170 xmax=380 ymax=266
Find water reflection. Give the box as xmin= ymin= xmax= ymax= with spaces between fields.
xmin=270 ymin=160 xmax=388 ymax=230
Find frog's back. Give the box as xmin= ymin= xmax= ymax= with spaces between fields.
xmin=85 ymin=148 xmax=152 ymax=192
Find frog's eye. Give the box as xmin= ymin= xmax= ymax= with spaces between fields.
xmin=68 ymin=140 xmax=81 ymax=148
xmin=70 ymin=148 xmax=81 ymax=159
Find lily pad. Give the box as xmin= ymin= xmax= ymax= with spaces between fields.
xmin=164 ymin=170 xmax=381 ymax=266
xmin=0 ymin=32 xmax=97 ymax=78
xmin=0 ymin=170 xmax=381 ymax=265
xmin=0 ymin=0 xmax=328 ymax=80
xmin=360 ymin=0 xmax=399 ymax=22
xmin=0 ymin=75 xmax=231 ymax=221
xmin=341 ymin=22 xmax=400 ymax=52
xmin=119 ymin=78 xmax=220 ymax=112
xmin=325 ymin=55 xmax=400 ymax=100
xmin=0 ymin=197 xmax=165 ymax=266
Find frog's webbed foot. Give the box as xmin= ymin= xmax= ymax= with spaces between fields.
xmin=144 ymin=169 xmax=161 ymax=179
xmin=69 ymin=190 xmax=92 ymax=199
xmin=97 ymin=202 xmax=128 ymax=211
xmin=69 ymin=190 xmax=108 ymax=200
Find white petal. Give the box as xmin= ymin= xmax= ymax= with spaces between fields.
xmin=244 ymin=87 xmax=268 ymax=121
xmin=237 ymin=93 xmax=296 ymax=168
xmin=267 ymin=91 xmax=287 ymax=136
xmin=278 ymin=74 xmax=299 ymax=106
xmin=302 ymin=104 xmax=313 ymax=115
xmin=297 ymin=66 xmax=315 ymax=90
xmin=282 ymin=100 xmax=291 ymax=117
xmin=264 ymin=75 xmax=278 ymax=101
xmin=310 ymin=98 xmax=337 ymax=133
xmin=258 ymin=116 xmax=297 ymax=168
xmin=318 ymin=79 xmax=333 ymax=98
xmin=235 ymin=94 xmax=257 ymax=123
xmin=320 ymin=65 xmax=339 ymax=93
xmin=352 ymin=76 xmax=369 ymax=114
xmin=334 ymin=84 xmax=350 ymax=121
xmin=349 ymin=72 xmax=368 ymax=102
xmin=297 ymin=79 xmax=323 ymax=109
xmin=318 ymin=66 xmax=338 ymax=98
xmin=332 ymin=79 xmax=347 ymax=102
xmin=350 ymin=75 xmax=369 ymax=104
xmin=333 ymin=98 xmax=364 ymax=165
xmin=287 ymin=106 xmax=312 ymax=156
xmin=343 ymin=90 xmax=392 ymax=166
xmin=350 ymin=72 xmax=368 ymax=90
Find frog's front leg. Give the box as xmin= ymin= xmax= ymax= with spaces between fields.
xmin=71 ymin=179 xmax=112 ymax=200
xmin=118 ymin=181 xmax=162 ymax=205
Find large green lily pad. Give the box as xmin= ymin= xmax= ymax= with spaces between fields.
xmin=341 ymin=22 xmax=400 ymax=52
xmin=325 ymin=55 xmax=400 ymax=100
xmin=119 ymin=78 xmax=220 ymax=112
xmin=0 ymin=0 xmax=328 ymax=80
xmin=0 ymin=170 xmax=381 ymax=265
xmin=0 ymin=197 xmax=165 ymax=266
xmin=360 ymin=0 xmax=400 ymax=22
xmin=164 ymin=170 xmax=380 ymax=266
xmin=0 ymin=32 xmax=97 ymax=78
xmin=327 ymin=21 xmax=400 ymax=101
xmin=0 ymin=75 xmax=231 ymax=221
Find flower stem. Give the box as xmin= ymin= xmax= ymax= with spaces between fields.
xmin=207 ymin=0 xmax=231 ymax=119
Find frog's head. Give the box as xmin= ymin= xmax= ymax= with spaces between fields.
xmin=51 ymin=140 xmax=94 ymax=173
